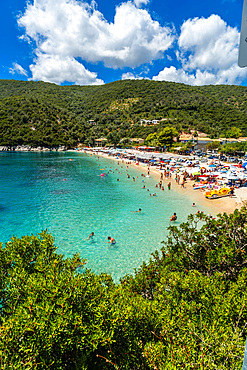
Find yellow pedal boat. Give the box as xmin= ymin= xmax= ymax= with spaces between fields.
xmin=204 ymin=187 xmax=231 ymax=199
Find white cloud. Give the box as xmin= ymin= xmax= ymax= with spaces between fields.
xmin=17 ymin=2 xmax=246 ymax=86
xmin=17 ymin=0 xmax=174 ymax=84
xmin=153 ymin=14 xmax=247 ymax=85
xmin=29 ymin=54 xmax=104 ymax=85
xmin=121 ymin=72 xmax=145 ymax=80
xmin=178 ymin=14 xmax=239 ymax=70
xmin=133 ymin=0 xmax=150 ymax=7
xmin=153 ymin=65 xmax=247 ymax=85
xmin=9 ymin=62 xmax=28 ymax=77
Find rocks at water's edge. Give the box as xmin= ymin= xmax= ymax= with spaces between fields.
xmin=0 ymin=145 xmax=67 ymax=152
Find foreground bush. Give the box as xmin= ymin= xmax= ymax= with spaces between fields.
xmin=1 ymin=207 xmax=247 ymax=368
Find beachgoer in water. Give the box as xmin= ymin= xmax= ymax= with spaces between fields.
xmin=107 ymin=236 xmax=116 ymax=245
xmin=192 ymin=202 xmax=196 ymax=207
xmin=132 ymin=208 xmax=142 ymax=213
xmin=168 ymin=182 xmax=171 ymax=190
xmin=87 ymin=232 xmax=94 ymax=240
xmin=170 ymin=213 xmax=177 ymax=221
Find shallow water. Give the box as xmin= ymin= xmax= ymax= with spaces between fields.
xmin=0 ymin=152 xmax=215 ymax=281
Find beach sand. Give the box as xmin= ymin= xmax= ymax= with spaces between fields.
xmin=82 ymin=149 xmax=247 ymax=215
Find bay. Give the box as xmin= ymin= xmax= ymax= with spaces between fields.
xmin=0 ymin=151 xmax=214 ymax=281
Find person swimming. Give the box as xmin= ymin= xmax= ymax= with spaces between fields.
xmin=132 ymin=208 xmax=141 ymax=213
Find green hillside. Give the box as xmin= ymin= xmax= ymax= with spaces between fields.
xmin=1 ymin=79 xmax=247 ymax=147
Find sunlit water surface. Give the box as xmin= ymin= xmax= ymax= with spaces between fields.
xmin=0 ymin=152 xmax=214 ymax=281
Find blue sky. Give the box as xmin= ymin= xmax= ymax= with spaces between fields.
xmin=0 ymin=0 xmax=246 ymax=86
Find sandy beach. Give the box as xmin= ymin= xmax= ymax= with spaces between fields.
xmin=81 ymin=148 xmax=247 ymax=215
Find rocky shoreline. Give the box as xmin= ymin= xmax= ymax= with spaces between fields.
xmin=0 ymin=145 xmax=67 ymax=152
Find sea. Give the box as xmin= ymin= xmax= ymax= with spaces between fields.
xmin=0 ymin=151 xmax=215 ymax=281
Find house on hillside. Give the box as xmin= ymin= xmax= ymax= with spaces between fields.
xmin=88 ymin=120 xmax=97 ymax=126
xmin=95 ymin=138 xmax=107 ymax=147
xmin=140 ymin=119 xmax=152 ymax=125
xmin=140 ymin=119 xmax=160 ymax=125
xmin=130 ymin=138 xmax=145 ymax=145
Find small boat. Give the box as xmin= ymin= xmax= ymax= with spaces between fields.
xmin=193 ymin=184 xmax=207 ymax=190
xmin=204 ymin=187 xmax=231 ymax=199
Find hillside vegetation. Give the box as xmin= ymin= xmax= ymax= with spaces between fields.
xmin=1 ymin=79 xmax=247 ymax=147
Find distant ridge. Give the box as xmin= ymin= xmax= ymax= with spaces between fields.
xmin=0 ymin=79 xmax=247 ymax=147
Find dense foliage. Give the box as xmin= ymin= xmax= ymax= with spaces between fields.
xmin=218 ymin=141 xmax=247 ymax=155
xmin=1 ymin=207 xmax=247 ymax=368
xmin=1 ymin=79 xmax=247 ymax=147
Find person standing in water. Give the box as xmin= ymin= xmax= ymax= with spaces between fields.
xmin=107 ymin=236 xmax=116 ymax=245
xmin=87 ymin=232 xmax=95 ymax=240
xmin=170 ymin=213 xmax=177 ymax=221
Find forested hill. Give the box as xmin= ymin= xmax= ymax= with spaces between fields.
xmin=1 ymin=79 xmax=247 ymax=148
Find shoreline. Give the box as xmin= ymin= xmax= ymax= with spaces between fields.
xmin=2 ymin=147 xmax=246 ymax=214
xmin=82 ymin=148 xmax=244 ymax=215
xmin=0 ymin=145 xmax=67 ymax=152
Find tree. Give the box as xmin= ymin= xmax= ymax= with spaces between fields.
xmin=1 ymin=208 xmax=247 ymax=368
xmin=107 ymin=131 xmax=120 ymax=146
xmin=0 ymin=231 xmax=154 ymax=369
xmin=156 ymin=126 xmax=178 ymax=148
xmin=225 ymin=126 xmax=242 ymax=139
xmin=164 ymin=208 xmax=247 ymax=280
xmin=144 ymin=132 xmax=157 ymax=146
xmin=123 ymin=207 xmax=247 ymax=368
xmin=206 ymin=141 xmax=221 ymax=150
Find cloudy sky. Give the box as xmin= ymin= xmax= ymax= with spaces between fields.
xmin=1 ymin=0 xmax=246 ymax=86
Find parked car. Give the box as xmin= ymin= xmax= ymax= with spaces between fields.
xmin=228 ymin=157 xmax=239 ymax=163
xmin=219 ymin=156 xmax=227 ymax=161
xmin=208 ymin=155 xmax=218 ymax=159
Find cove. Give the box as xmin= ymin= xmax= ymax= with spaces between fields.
xmin=0 ymin=151 xmax=215 ymax=281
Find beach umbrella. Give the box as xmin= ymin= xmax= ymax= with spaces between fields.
xmin=227 ymin=173 xmax=239 ymax=180
xmin=238 ymin=172 xmax=247 ymax=179
xmin=242 ymin=162 xmax=247 ymax=168
xmin=193 ymin=171 xmax=201 ymax=176
xmin=218 ymin=173 xmax=228 ymax=178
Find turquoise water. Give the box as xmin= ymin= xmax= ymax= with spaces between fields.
xmin=0 ymin=152 xmax=213 ymax=281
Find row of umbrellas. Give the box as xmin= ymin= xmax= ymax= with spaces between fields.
xmin=91 ymin=148 xmax=247 ymax=182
